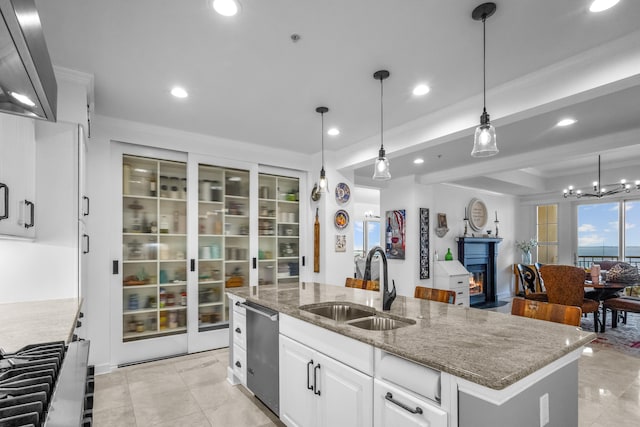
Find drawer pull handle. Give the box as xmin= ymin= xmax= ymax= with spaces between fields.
xmin=235 ymin=327 xmax=242 ymax=333
xmin=235 ymin=361 xmax=241 ymax=368
xmin=313 ymin=363 xmax=321 ymax=396
xmin=385 ymin=392 xmax=423 ymax=415
xmin=457 ymin=281 xmax=463 ymax=284
xmin=306 ymin=360 xmax=314 ymax=391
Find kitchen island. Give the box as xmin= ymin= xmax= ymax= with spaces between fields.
xmin=227 ymin=282 xmax=595 ymax=427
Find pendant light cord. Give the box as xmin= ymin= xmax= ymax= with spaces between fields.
xmin=482 ymin=14 xmax=487 ymax=112
xmin=380 ymin=76 xmax=384 ymax=150
xmin=321 ymin=112 xmax=325 ymax=167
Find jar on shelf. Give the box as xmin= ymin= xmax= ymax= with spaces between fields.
xmin=211 ymin=181 xmax=222 ymax=201
xmin=159 ymin=176 xmax=169 ymax=198
xmin=200 ymin=180 xmax=211 ymax=201
xmin=169 ymin=311 xmax=178 ymax=328
xmin=180 ymin=291 xmax=187 ymax=306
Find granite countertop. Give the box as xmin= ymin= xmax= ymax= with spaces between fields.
xmin=227 ymin=283 xmax=596 ymax=390
xmin=0 ymin=298 xmax=81 ymax=353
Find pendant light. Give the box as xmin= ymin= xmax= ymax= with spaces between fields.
xmin=471 ymin=3 xmax=498 ymax=158
xmin=316 ymin=106 xmax=329 ymax=192
xmin=373 ymin=70 xmax=391 ymax=180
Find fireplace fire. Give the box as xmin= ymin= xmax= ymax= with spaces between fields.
xmin=469 ymin=273 xmax=484 ymax=296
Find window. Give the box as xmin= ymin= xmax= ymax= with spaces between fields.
xmin=536 ymin=204 xmax=558 ymax=263
xmin=354 ymin=219 xmax=380 ymax=258
xmin=577 ymin=199 xmax=640 ymax=269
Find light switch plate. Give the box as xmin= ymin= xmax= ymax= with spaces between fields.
xmin=540 ymin=393 xmax=549 ymax=426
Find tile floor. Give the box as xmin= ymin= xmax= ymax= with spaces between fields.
xmin=93 ymin=307 xmax=640 ymax=427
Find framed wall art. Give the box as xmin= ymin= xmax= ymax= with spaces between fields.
xmin=385 ymin=209 xmax=406 ymax=259
xmin=335 ymin=235 xmax=346 ymax=252
xmin=419 ymin=208 xmax=430 ymax=279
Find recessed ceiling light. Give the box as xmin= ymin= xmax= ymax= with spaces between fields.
xmin=10 ymin=91 xmax=36 ymax=107
xmin=557 ymin=118 xmax=577 ymax=127
xmin=170 ymin=87 xmax=188 ymax=98
xmin=413 ymin=158 xmax=424 ymax=164
xmin=327 ymin=128 xmax=340 ymax=136
xmin=213 ymin=0 xmax=240 ymax=16
xmin=412 ymin=84 xmax=431 ymax=96
xmin=589 ymin=0 xmax=619 ymax=12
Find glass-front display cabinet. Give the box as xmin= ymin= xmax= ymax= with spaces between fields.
xmin=258 ymin=173 xmax=299 ymax=285
xmin=122 ymin=155 xmax=188 ymax=342
xmin=197 ymin=164 xmax=250 ymax=331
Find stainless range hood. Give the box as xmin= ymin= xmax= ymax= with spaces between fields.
xmin=0 ymin=0 xmax=56 ymax=121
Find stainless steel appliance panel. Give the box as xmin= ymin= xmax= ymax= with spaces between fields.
xmin=243 ymin=301 xmax=279 ymax=416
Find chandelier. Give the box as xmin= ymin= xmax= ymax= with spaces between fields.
xmin=563 ymin=155 xmax=640 ymax=198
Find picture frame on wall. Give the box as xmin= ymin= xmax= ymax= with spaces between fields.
xmin=419 ymin=208 xmax=430 ymax=279
xmin=385 ymin=209 xmax=406 ymax=260
xmin=335 ymin=234 xmax=346 ymax=252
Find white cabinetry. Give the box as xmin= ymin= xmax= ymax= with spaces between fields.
xmin=230 ymin=296 xmax=247 ymax=385
xmin=279 ymin=335 xmax=373 ymax=427
xmin=434 ymin=261 xmax=470 ymax=307
xmin=0 ymin=114 xmax=36 ymax=239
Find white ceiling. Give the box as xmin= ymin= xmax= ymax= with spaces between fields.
xmin=35 ymin=0 xmax=640 ymax=197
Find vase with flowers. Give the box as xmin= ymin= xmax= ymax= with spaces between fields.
xmin=515 ymin=238 xmax=537 ymax=264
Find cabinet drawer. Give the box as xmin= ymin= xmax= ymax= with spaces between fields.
xmin=374 ymin=379 xmax=447 ymax=427
xmin=233 ymin=312 xmax=246 ymax=349
xmin=449 ymin=275 xmax=468 ymax=289
xmin=375 ymin=350 xmax=440 ymax=403
xmin=233 ymin=344 xmax=246 ymax=385
xmin=232 ymin=298 xmax=246 ymax=315
xmin=454 ymin=287 xmax=470 ymax=307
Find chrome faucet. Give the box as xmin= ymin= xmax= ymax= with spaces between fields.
xmin=363 ymin=246 xmax=396 ymax=311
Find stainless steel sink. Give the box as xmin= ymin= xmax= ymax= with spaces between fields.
xmin=348 ymin=316 xmax=415 ymax=331
xmin=301 ymin=302 xmax=375 ymax=322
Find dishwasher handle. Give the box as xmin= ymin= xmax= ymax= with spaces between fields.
xmin=239 ymin=302 xmax=278 ymax=321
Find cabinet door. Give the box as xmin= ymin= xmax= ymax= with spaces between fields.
xmin=279 ymin=335 xmax=317 ymax=427
xmin=317 ymin=352 xmax=373 ymax=427
xmin=374 ymin=379 xmax=447 ymax=427
xmin=0 ymin=114 xmax=35 ymax=239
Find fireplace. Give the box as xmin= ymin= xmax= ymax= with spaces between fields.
xmin=467 ymin=264 xmax=486 ymax=305
xmin=457 ymin=237 xmax=502 ymax=306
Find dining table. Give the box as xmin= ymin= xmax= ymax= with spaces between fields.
xmin=584 ymin=281 xmax=635 ymax=332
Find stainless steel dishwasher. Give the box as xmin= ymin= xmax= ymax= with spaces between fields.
xmin=241 ymin=301 xmax=279 ymax=416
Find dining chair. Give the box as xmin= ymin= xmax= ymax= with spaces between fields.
xmin=345 ymin=277 xmax=379 ymax=291
xmin=414 ymin=286 xmax=456 ymax=304
xmin=534 ymin=262 xmax=545 ymax=290
xmin=516 ymin=264 xmax=548 ymax=302
xmin=511 ymin=297 xmax=582 ymax=327
xmin=539 ymin=264 xmax=600 ymax=331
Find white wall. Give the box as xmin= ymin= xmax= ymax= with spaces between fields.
xmin=379 ymin=181 xmax=518 ymax=299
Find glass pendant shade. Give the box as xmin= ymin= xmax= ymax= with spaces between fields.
xmin=471 ymin=111 xmax=498 ymax=157
xmin=373 ymin=148 xmax=391 ymax=180
xmin=319 ymin=167 xmax=328 ymax=190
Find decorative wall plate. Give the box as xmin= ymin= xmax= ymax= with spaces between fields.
xmin=335 ymin=182 xmax=351 ymax=204
xmin=334 ymin=209 xmax=349 ymax=229
xmin=467 ymin=198 xmax=488 ymax=231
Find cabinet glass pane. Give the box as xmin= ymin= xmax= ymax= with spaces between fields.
xmin=198 ymin=164 xmax=250 ymax=331
xmin=259 ymin=173 xmax=299 ymax=285
xmin=122 ymin=155 xmax=187 ymax=342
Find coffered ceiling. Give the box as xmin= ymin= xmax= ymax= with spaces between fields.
xmin=36 ymin=0 xmax=640 ymax=197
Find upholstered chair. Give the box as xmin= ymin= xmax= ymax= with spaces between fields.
xmin=516 ymin=264 xmax=548 ymax=302
xmin=539 ymin=264 xmax=600 ymax=331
